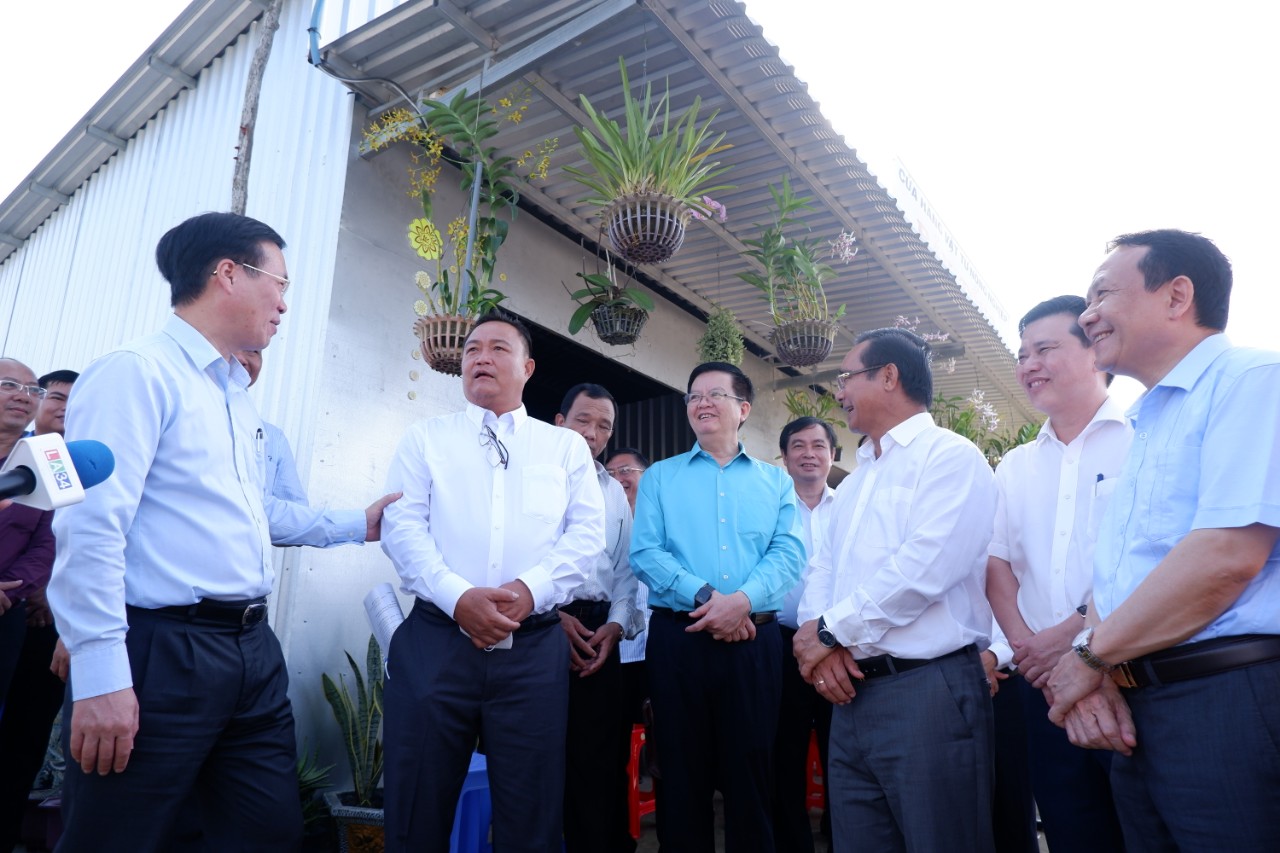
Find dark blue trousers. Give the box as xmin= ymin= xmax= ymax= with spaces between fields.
xmin=383 ymin=600 xmax=569 ymax=853
xmin=827 ymin=646 xmax=995 ymax=853
xmin=0 ymin=622 xmax=63 ymax=853
xmin=1110 ymin=659 xmax=1280 ymax=853
xmin=57 ymin=607 xmax=301 ymax=853
xmin=772 ymin=625 xmax=831 ymax=853
xmin=647 ymin=613 xmax=782 ymax=853
xmin=991 ymin=670 xmax=1038 ymax=853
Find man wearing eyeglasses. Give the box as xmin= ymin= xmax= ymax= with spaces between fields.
xmin=45 ymin=212 xmax=301 ymax=852
xmin=552 ymin=383 xmax=643 ymax=853
xmin=381 ymin=310 xmax=605 ymax=853
xmin=792 ymin=328 xmax=998 ymax=853
xmin=631 ymin=361 xmax=805 ymax=851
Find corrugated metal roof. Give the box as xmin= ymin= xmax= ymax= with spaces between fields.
xmin=320 ymin=0 xmax=1036 ymax=426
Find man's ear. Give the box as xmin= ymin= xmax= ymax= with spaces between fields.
xmin=1165 ymin=275 xmax=1196 ymax=323
xmin=881 ymin=362 xmax=900 ymax=390
xmin=553 ymin=412 xmax=566 ymax=427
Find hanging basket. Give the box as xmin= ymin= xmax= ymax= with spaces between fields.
xmin=604 ymin=193 xmax=691 ymax=265
xmin=772 ymin=319 xmax=838 ymax=367
xmin=590 ymin=304 xmax=649 ymax=346
xmin=414 ymin=314 xmax=475 ymax=376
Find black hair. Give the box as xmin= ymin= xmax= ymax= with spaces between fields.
xmin=687 ymin=361 xmax=754 ymax=404
xmin=1108 ymin=229 xmax=1232 ymax=331
xmin=852 ymin=327 xmax=933 ymax=407
xmin=1019 ymin=295 xmax=1090 ymax=345
xmin=606 ymin=447 xmax=650 ymax=468
xmin=779 ymin=416 xmax=837 ymax=454
xmin=38 ymin=370 xmax=80 ymax=389
xmin=468 ymin=309 xmax=534 ymax=358
xmin=155 ymin=212 xmax=286 ymax=308
xmin=559 ymin=383 xmax=617 ymax=419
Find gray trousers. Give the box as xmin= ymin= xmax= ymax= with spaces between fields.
xmin=828 ymin=646 xmax=995 ymax=853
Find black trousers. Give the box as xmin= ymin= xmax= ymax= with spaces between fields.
xmin=563 ymin=602 xmax=635 ymax=853
xmin=57 ymin=607 xmax=301 ymax=853
xmin=383 ymin=600 xmax=570 ymax=853
xmin=647 ymin=612 xmax=782 ymax=853
xmin=771 ymin=625 xmax=831 ymax=853
xmin=991 ymin=670 xmax=1038 ymax=853
xmin=0 ymin=622 xmax=63 ymax=853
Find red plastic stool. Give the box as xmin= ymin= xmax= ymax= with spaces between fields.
xmin=627 ymin=723 xmax=657 ymax=839
xmin=805 ymin=728 xmax=825 ymax=810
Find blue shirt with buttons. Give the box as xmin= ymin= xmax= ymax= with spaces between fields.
xmin=630 ymin=442 xmax=805 ymax=612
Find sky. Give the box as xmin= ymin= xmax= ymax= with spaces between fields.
xmin=3 ymin=0 xmax=1276 ymax=372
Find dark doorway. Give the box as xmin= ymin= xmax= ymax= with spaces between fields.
xmin=519 ymin=316 xmax=693 ymax=465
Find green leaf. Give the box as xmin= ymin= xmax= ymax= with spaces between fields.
xmin=568 ymin=302 xmax=596 ymax=334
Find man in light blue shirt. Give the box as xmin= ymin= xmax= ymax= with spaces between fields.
xmin=47 ymin=212 xmax=302 ymax=852
xmin=631 ymin=361 xmax=805 ymax=851
xmin=1047 ymin=229 xmax=1280 ymax=851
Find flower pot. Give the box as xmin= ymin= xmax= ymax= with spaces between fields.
xmin=324 ymin=791 xmax=384 ymax=853
xmin=772 ymin=319 xmax=838 ymax=367
xmin=590 ymin=304 xmax=649 ymax=346
xmin=414 ymin=314 xmax=475 ymax=376
xmin=604 ymin=193 xmax=690 ymax=265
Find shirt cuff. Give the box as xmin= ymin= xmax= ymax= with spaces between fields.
xmin=674 ymin=573 xmax=705 ymax=610
xmin=988 ymin=542 xmax=1011 ymax=561
xmin=70 ymin=642 xmax=134 ymax=701
xmin=333 ymin=508 xmax=367 ymax=544
xmin=823 ymin=599 xmax=863 ymax=649
xmin=435 ymin=574 xmax=475 ymax=620
xmin=987 ymin=641 xmax=1014 ymax=670
xmin=517 ymin=566 xmax=555 ymax=613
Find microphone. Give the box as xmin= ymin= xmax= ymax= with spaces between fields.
xmin=0 ymin=434 xmax=116 ymax=510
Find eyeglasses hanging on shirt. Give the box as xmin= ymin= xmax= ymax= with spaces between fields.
xmin=479 ymin=425 xmax=509 ymax=469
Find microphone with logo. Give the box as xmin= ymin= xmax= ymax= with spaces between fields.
xmin=0 ymin=434 xmax=115 ymax=510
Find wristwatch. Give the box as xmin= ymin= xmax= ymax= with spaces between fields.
xmin=693 ymin=583 xmax=714 ymax=608
xmin=817 ymin=615 xmax=838 ymax=648
xmin=1072 ymin=626 xmax=1114 ymax=673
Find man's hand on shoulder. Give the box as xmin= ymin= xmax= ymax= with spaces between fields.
xmin=70 ymin=688 xmax=140 ymax=775
xmin=454 ymin=587 xmax=522 ymax=649
xmin=363 ymin=492 xmax=403 ymax=542
xmin=687 ymin=590 xmax=752 ymax=641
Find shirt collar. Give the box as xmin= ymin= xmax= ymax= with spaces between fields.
xmin=857 ymin=411 xmax=934 ymax=463
xmin=689 ymin=440 xmax=748 ymax=466
xmin=1037 ymin=394 xmax=1129 ymax=446
xmin=465 ymin=401 xmax=528 ymax=433
xmin=163 ymin=314 xmax=247 ymax=388
xmin=1125 ymin=334 xmax=1231 ymax=420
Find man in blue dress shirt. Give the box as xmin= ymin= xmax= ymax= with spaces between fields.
xmin=47 ymin=212 xmax=301 ymax=852
xmin=631 ymin=361 xmax=805 ymax=852
xmin=1047 ymin=229 xmax=1280 ymax=852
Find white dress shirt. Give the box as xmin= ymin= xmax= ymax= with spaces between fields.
xmin=798 ymin=413 xmax=996 ymax=659
xmin=565 ymin=464 xmax=644 ymax=638
xmin=48 ymin=315 xmax=272 ymax=700
xmin=381 ymin=403 xmax=605 ymax=618
xmin=779 ymin=486 xmax=835 ymax=629
xmin=989 ymin=396 xmax=1132 ymax=632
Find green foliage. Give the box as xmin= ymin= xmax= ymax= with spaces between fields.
xmin=931 ymin=393 xmax=1040 ymax=467
xmin=696 ymin=306 xmax=745 ymax=365
xmin=565 ymin=57 xmax=734 ymax=213
xmin=321 ymin=636 xmax=384 ymax=808
xmin=566 ymin=268 xmax=655 ymax=335
xmin=739 ymin=176 xmax=846 ymax=326
xmin=782 ymin=388 xmax=844 ymax=432
xmin=297 ymin=741 xmax=334 ymax=828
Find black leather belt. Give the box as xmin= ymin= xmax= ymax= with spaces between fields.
xmin=141 ymin=598 xmax=268 ymax=628
xmin=1112 ymin=634 xmax=1280 ymax=689
xmin=650 ymin=606 xmax=777 ymax=625
xmin=560 ymin=599 xmax=610 ymax=621
xmin=854 ymin=644 xmax=975 ymax=680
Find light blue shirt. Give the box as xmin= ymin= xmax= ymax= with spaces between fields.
xmin=631 ymin=442 xmax=805 ymax=612
xmin=262 ymin=420 xmax=365 ymax=547
xmin=48 ymin=315 xmax=272 ymax=700
xmin=1094 ymin=334 xmax=1280 ymax=641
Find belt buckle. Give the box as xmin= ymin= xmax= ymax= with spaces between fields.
xmin=1111 ymin=660 xmax=1139 ymax=689
xmin=242 ymin=603 xmax=268 ymax=627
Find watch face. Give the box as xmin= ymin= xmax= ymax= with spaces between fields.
xmin=1073 ymin=626 xmax=1093 ymax=649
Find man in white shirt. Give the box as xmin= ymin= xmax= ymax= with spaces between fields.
xmin=380 ymin=311 xmax=605 ymax=853
xmin=987 ymin=296 xmax=1130 ymax=852
xmin=553 ymin=383 xmax=643 ymax=853
xmin=793 ymin=327 xmax=998 ymax=852
xmin=772 ymin=417 xmax=836 ymax=853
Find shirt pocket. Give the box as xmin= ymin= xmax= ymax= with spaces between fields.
xmin=1141 ymin=446 xmax=1200 ymax=542
xmin=522 ymin=464 xmax=568 ymax=525
xmin=1087 ymin=477 xmax=1118 ymax=540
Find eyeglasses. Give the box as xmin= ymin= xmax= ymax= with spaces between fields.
xmin=834 ymin=364 xmax=886 ymax=391
xmin=0 ymin=380 xmax=47 ymax=399
xmin=479 ymin=425 xmax=509 ymax=469
xmin=239 ymin=262 xmax=291 ymax=295
xmin=606 ymin=466 xmax=646 ymax=477
xmin=683 ymin=390 xmax=745 ymax=406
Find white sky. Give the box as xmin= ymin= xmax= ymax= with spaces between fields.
xmin=4 ymin=0 xmax=1277 ymax=370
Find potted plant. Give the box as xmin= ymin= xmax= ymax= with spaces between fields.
xmin=566 ymin=257 xmax=656 ymax=345
xmin=321 ymin=635 xmax=385 ymax=853
xmin=695 ymin=306 xmax=745 ymax=366
xmin=363 ymin=88 xmax=557 ymax=374
xmin=566 ymin=58 xmax=734 ymax=265
xmin=739 ymin=176 xmax=854 ymax=366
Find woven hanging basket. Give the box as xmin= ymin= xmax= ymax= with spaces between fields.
xmin=772 ymin=318 xmax=838 ymax=367
xmin=604 ymin=193 xmax=691 ymax=265
xmin=590 ymin=304 xmax=650 ymax=346
xmin=414 ymin=314 xmax=475 ymax=376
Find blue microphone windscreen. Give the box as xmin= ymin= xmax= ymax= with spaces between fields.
xmin=67 ymin=440 xmax=116 ymax=489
